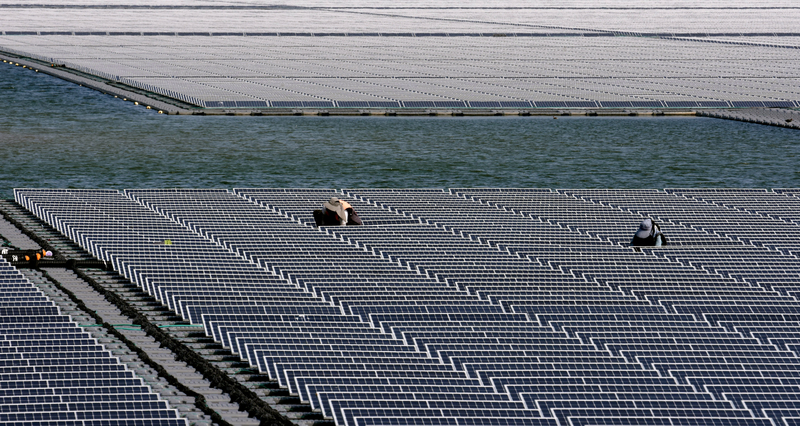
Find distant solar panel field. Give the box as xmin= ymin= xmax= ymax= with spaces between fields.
xmin=13 ymin=187 xmax=800 ymax=426
xmin=1 ymin=0 xmax=798 ymax=108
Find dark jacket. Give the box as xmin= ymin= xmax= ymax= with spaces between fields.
xmin=324 ymin=206 xmax=362 ymax=225
xmin=631 ymin=233 xmax=667 ymax=246
xmin=631 ymin=221 xmax=668 ymax=246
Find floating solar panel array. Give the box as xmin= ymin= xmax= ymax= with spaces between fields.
xmin=1 ymin=35 xmax=797 ymax=108
xmin=1 ymin=1 xmax=799 ymax=35
xmin=0 ymin=254 xmax=186 ymax=426
xmin=14 ymin=187 xmax=800 ymax=426
xmin=699 ymin=108 xmax=800 ymax=129
xmin=1 ymin=2 xmax=799 ymax=108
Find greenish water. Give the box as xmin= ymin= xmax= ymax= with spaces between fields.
xmin=1 ymin=64 xmax=799 ymax=198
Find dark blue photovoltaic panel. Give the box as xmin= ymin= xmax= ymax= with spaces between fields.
xmin=336 ymin=101 xmax=401 ymax=108
xmin=402 ymin=101 xmax=436 ymax=108
xmin=302 ymin=101 xmax=335 ymax=108
xmin=271 ymin=101 xmax=304 ymax=107
xmin=235 ymin=100 xmax=269 ymax=108
xmin=337 ymin=101 xmax=370 ymax=108
xmin=598 ymin=101 xmax=633 ymax=108
xmin=500 ymin=101 xmax=533 ymax=108
xmin=762 ymin=101 xmax=794 ymax=108
xmin=629 ymin=101 xmax=664 ymax=107
xmin=533 ymin=101 xmax=567 ymax=108
xmin=468 ymin=101 xmax=501 ymax=108
xmin=731 ymin=101 xmax=766 ymax=107
xmin=205 ymin=100 xmax=237 ymax=108
xmin=696 ymin=101 xmax=730 ymax=107
xmin=665 ymin=101 xmax=699 ymax=107
xmin=563 ymin=101 xmax=598 ymax=108
xmin=433 ymin=101 xmax=466 ymax=108
xmin=369 ymin=101 xmax=401 ymax=108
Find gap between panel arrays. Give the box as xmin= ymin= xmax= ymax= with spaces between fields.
xmin=13 ymin=187 xmax=800 ymax=426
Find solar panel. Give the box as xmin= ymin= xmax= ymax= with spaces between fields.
xmin=13 ymin=187 xmax=800 ymax=426
xmin=0 ymin=255 xmax=187 ymax=425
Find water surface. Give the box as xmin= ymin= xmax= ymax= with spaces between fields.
xmin=1 ymin=64 xmax=798 ymax=198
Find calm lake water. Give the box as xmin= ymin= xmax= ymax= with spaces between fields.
xmin=1 ymin=63 xmax=799 ymax=198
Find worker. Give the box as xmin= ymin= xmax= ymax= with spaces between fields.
xmin=314 ymin=197 xmax=362 ymax=227
xmin=631 ymin=218 xmax=667 ymax=246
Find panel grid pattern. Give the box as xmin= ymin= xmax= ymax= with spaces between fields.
xmin=14 ymin=187 xmax=800 ymax=426
xmin=1 ymin=2 xmax=799 ymax=108
xmin=0 ymin=254 xmax=186 ymax=426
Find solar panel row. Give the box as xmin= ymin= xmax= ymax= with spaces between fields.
xmin=201 ymin=100 xmax=794 ymax=109
xmin=5 ymin=34 xmax=799 ymax=109
xmin=0 ymin=255 xmax=187 ymax=426
xmin=13 ymin=187 xmax=800 ymax=426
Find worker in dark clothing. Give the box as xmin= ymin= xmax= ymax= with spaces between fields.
xmin=314 ymin=197 xmax=362 ymax=227
xmin=631 ymin=218 xmax=667 ymax=246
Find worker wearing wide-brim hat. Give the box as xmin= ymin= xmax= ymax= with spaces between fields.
xmin=631 ymin=218 xmax=667 ymax=246
xmin=314 ymin=197 xmax=362 ymax=226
